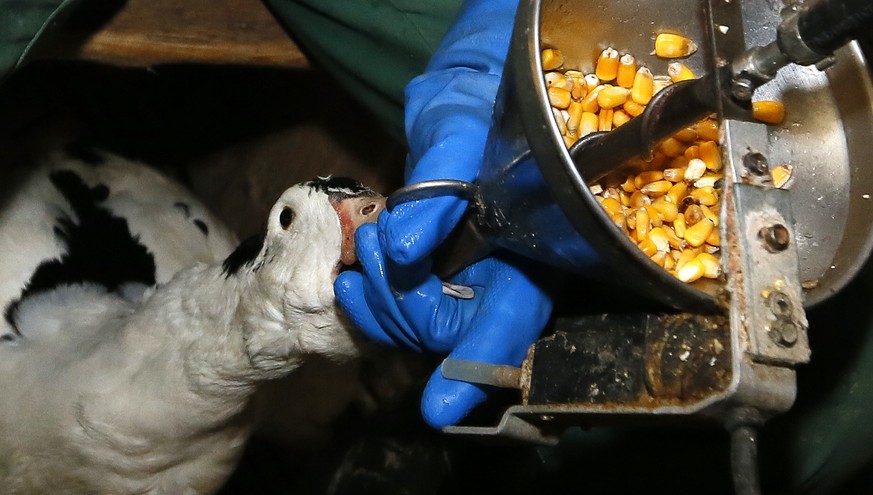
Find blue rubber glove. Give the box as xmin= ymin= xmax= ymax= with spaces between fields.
xmin=381 ymin=0 xmax=518 ymax=264
xmin=336 ymin=223 xmax=552 ymax=428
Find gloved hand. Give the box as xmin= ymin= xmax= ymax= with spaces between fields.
xmin=380 ymin=0 xmax=518 ymax=264
xmin=335 ymin=0 xmax=554 ymax=428
xmin=336 ymin=223 xmax=552 ymax=428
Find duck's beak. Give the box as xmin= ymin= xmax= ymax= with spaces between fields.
xmin=331 ymin=195 xmax=387 ymax=266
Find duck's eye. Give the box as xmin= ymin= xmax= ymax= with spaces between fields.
xmin=279 ymin=207 xmax=294 ymax=230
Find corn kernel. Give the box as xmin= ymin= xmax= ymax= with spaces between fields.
xmin=596 ymin=47 xmax=620 ymax=82
xmin=580 ymin=111 xmax=599 ymax=137
xmin=566 ymin=101 xmax=584 ymax=135
xmin=565 ymin=71 xmax=589 ymax=100
xmin=601 ymin=197 xmax=623 ymax=216
xmin=694 ymin=119 xmax=720 ymax=141
xmin=705 ymin=227 xmax=721 ymax=247
xmin=771 ymin=164 xmax=793 ymax=188
xmin=597 ymin=86 xmax=631 ymax=109
xmin=613 ymin=109 xmax=632 ymax=127
xmin=699 ymin=204 xmax=719 ymax=226
xmin=673 ymin=127 xmax=698 ymax=143
xmin=636 ymin=206 xmax=650 ymax=242
xmin=667 ymin=62 xmax=695 ymax=82
xmin=674 ymin=213 xmax=687 ymax=238
xmin=677 ymin=257 xmax=705 ymax=283
xmin=563 ymin=134 xmax=578 ymax=147
xmin=623 ymin=100 xmax=645 ymax=117
xmin=685 ymin=158 xmax=707 ymax=181
xmin=664 ymin=253 xmax=676 ymax=271
xmin=690 ymin=186 xmax=719 ymax=206
xmin=639 ymin=238 xmax=659 ymax=257
xmin=652 ymin=75 xmax=672 ymax=95
xmin=694 ymin=175 xmax=721 ymax=189
xmin=654 ymin=33 xmax=698 ymax=58
xmin=644 ymin=204 xmax=663 ymax=227
xmin=641 ymin=180 xmax=673 ymax=196
xmin=551 ymin=108 xmax=567 ymax=134
xmin=542 ymin=48 xmax=564 ymax=70
xmin=684 ymin=144 xmax=700 ymax=160
xmin=584 ymin=73 xmax=601 ymax=92
xmin=598 ymin=108 xmax=614 ymax=132
xmin=631 ymin=67 xmax=654 ymax=105
xmin=660 ymin=137 xmax=686 ymax=158
xmin=545 ymin=72 xmax=571 ymax=90
xmin=652 ymin=196 xmax=679 ymax=222
xmin=663 ymin=167 xmax=685 ymax=182
xmin=634 ymin=170 xmax=664 ymax=188
xmin=630 ymin=191 xmax=650 ymax=208
xmin=651 ymin=251 xmax=667 ymax=268
xmin=670 ymin=156 xmax=689 ymax=169
xmin=548 ymin=86 xmax=572 ymax=109
xmin=697 ymin=252 xmax=720 ymax=278
xmin=699 ymin=140 xmax=721 ymax=171
xmin=752 ymin=100 xmax=785 ymax=124
xmin=684 ymin=218 xmax=714 ymax=247
xmin=619 ymin=190 xmax=631 ymax=207
xmin=667 ymin=181 xmax=688 ymax=205
xmin=609 ymin=212 xmax=627 ymax=230
xmin=580 ymin=85 xmax=603 ymax=113
xmin=648 ymin=227 xmax=671 ymax=252
xmin=663 ymin=225 xmax=684 ymax=249
xmin=552 ymin=108 xmax=568 ymax=135
xmin=622 ymin=175 xmax=637 ymax=193
xmin=617 ymin=54 xmax=636 ymax=88
xmin=684 ymin=204 xmax=705 ymax=226
xmin=675 ymin=247 xmax=697 ymax=271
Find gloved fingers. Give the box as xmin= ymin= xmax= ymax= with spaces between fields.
xmin=334 ymin=271 xmax=406 ymax=348
xmin=421 ymin=364 xmax=489 ymax=428
xmin=347 ymin=224 xmax=424 ymax=350
xmin=379 ymin=195 xmax=468 ymax=266
xmin=421 ymin=258 xmax=553 ymax=427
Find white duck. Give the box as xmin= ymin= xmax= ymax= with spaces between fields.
xmin=0 ymin=146 xmax=385 ymax=493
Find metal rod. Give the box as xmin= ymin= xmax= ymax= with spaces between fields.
xmin=386 ymin=180 xmax=478 ymax=212
xmin=730 ymin=424 xmax=762 ymax=495
xmin=441 ymin=358 xmax=522 ymax=389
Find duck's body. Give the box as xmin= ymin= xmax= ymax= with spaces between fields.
xmin=0 ymin=147 xmax=383 ymax=493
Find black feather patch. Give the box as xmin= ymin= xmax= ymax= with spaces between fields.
xmin=4 ymin=169 xmax=157 ymax=330
xmin=306 ymin=176 xmax=379 ymax=201
xmin=174 ymin=202 xmax=209 ymax=236
xmin=193 ymin=219 xmax=209 ymax=236
xmin=222 ymin=234 xmax=265 ymax=278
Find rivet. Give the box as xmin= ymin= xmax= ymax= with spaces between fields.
xmin=759 ymin=224 xmax=790 ymax=252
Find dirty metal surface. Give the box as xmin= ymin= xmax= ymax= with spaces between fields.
xmin=527 ymin=314 xmax=732 ymax=407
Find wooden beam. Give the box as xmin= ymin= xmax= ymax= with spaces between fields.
xmin=41 ymin=0 xmax=309 ymax=68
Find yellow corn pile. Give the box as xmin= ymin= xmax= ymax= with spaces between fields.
xmin=542 ymin=38 xmax=728 ymax=284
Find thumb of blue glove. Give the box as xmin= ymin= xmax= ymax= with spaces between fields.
xmin=335 ymin=222 xmax=552 ymax=428
xmin=382 ymin=0 xmax=519 ymax=265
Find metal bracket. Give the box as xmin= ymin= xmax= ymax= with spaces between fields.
xmin=722 ymin=119 xmax=810 ymax=366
